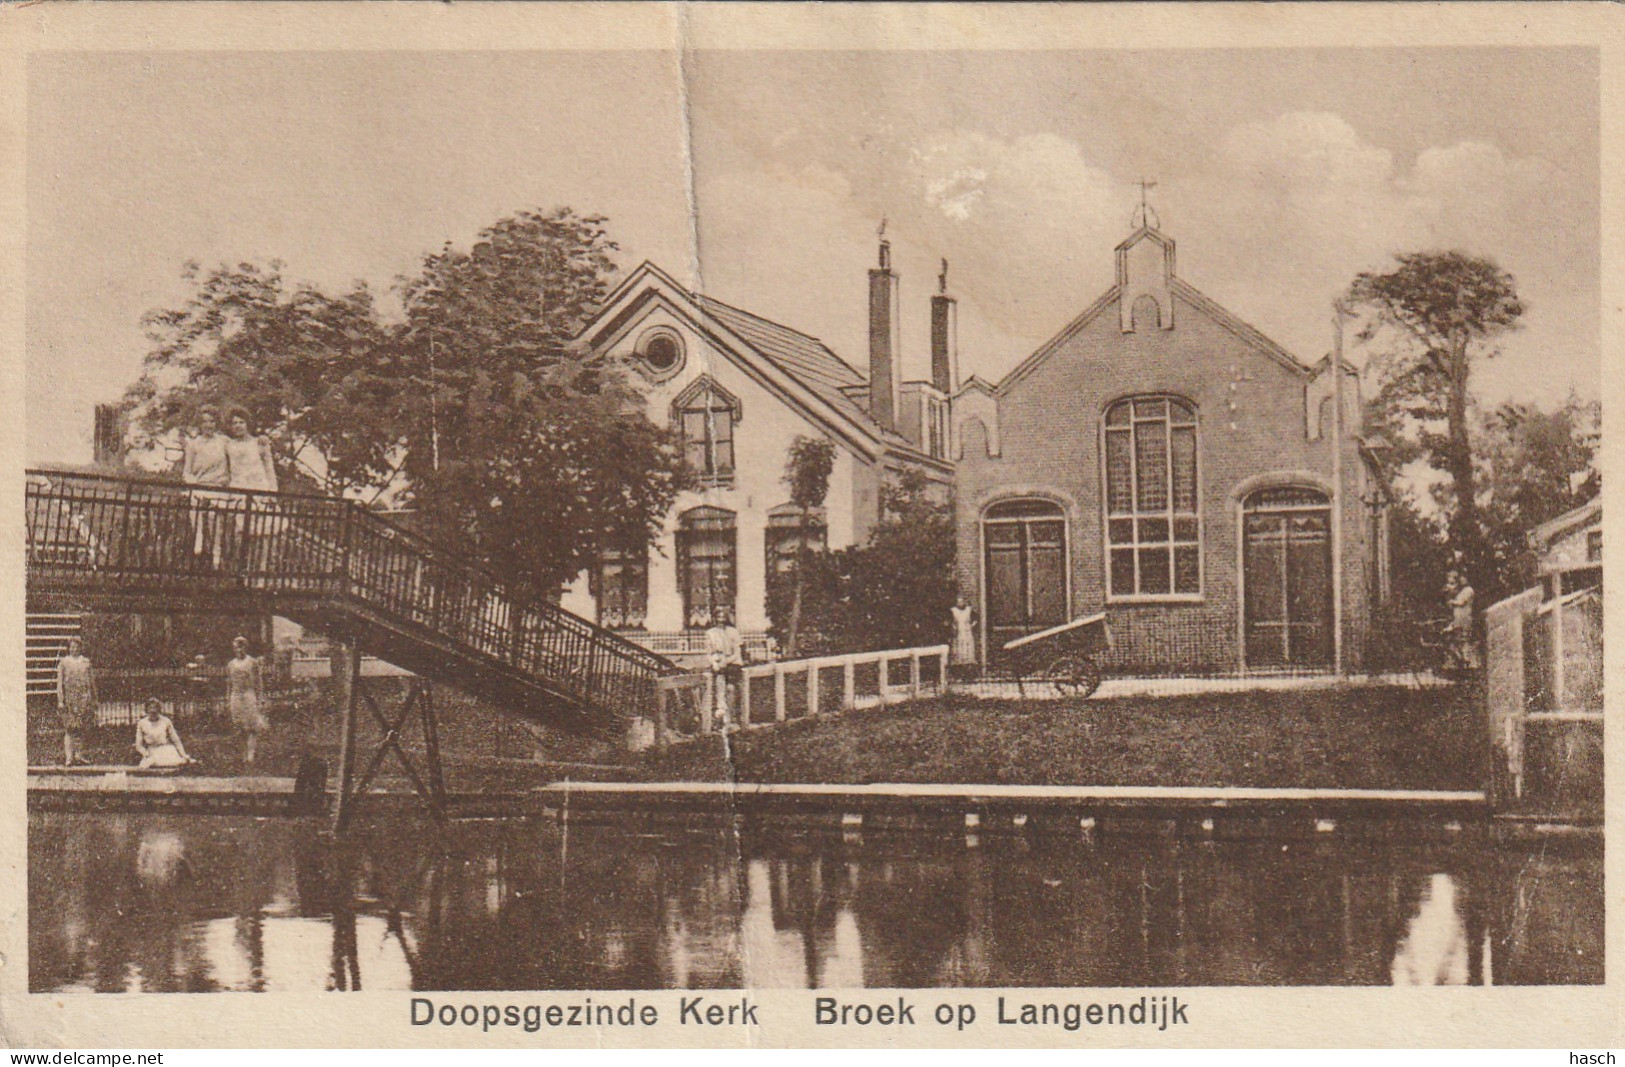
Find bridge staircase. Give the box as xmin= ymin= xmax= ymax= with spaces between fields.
xmin=25 ymin=468 xmax=685 ymax=825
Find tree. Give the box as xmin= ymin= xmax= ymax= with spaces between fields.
xmin=122 ymin=207 xmax=689 ymax=604
xmin=765 ymin=470 xmax=955 ymax=656
xmin=779 ymin=436 xmax=836 ymax=657
xmin=124 ymin=261 xmax=394 ymax=493
xmin=1346 ymin=251 xmax=1523 ymax=600
xmin=846 ymin=472 xmax=957 ymax=650
xmin=388 ymin=208 xmax=688 ymax=601
xmin=1477 ymin=395 xmax=1600 ymax=600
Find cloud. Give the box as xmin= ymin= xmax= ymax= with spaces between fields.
xmin=1220 ymin=111 xmax=1395 ymax=197
xmin=692 ymin=109 xmax=1590 ymax=408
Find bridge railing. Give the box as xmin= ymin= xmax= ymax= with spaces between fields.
xmin=25 ymin=468 xmax=678 ymax=721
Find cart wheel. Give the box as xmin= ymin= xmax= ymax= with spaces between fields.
xmin=1045 ymin=655 xmax=1102 ymax=699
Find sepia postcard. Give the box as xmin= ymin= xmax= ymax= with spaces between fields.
xmin=0 ymin=1 xmax=1620 ymax=1050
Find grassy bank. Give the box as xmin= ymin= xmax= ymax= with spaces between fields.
xmin=30 ymin=681 xmax=1486 ymax=794
xmin=638 ymin=685 xmax=1486 ymax=791
xmin=26 ymin=680 xmax=625 ymax=788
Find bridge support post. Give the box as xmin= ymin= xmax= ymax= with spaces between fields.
xmin=331 ymin=637 xmax=362 ymax=832
xmin=334 ymin=668 xmax=448 ymax=833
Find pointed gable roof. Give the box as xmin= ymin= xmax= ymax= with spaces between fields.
xmin=997 ymin=227 xmax=1310 ymax=396
xmin=578 ymin=261 xmax=924 ymax=461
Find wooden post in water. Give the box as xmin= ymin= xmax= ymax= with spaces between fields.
xmin=331 ymin=634 xmax=363 ymax=832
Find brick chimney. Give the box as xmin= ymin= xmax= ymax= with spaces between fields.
xmin=867 ymin=226 xmax=900 ymax=432
xmin=930 ymin=257 xmax=957 ymax=394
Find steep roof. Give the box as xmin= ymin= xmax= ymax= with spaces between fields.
xmin=580 ymin=262 xmax=928 ymax=461
xmin=692 ymin=294 xmax=911 ymax=449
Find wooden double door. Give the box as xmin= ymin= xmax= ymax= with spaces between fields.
xmin=1243 ymin=488 xmax=1333 ymax=669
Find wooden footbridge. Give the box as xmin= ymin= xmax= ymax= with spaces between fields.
xmin=25 ymin=468 xmax=685 ymax=827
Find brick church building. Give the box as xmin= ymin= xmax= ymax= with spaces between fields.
xmin=952 ymin=219 xmax=1390 ymax=674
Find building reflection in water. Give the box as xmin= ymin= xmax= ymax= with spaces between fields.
xmin=29 ymin=813 xmax=1601 ymax=993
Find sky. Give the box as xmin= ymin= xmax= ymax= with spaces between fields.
xmin=27 ymin=46 xmax=1599 ymax=464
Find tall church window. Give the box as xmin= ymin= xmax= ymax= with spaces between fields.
xmin=677 ymin=506 xmax=736 ymax=628
xmin=671 ymin=377 xmax=740 ymax=488
xmin=1104 ymin=395 xmax=1200 ymax=598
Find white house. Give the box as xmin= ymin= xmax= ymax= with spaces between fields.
xmin=561 ymin=242 xmax=954 ymax=654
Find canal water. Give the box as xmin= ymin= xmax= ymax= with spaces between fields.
xmin=29 ymin=812 xmax=1600 ymax=992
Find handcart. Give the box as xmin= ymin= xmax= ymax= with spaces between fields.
xmin=1000 ymin=612 xmax=1111 ymax=698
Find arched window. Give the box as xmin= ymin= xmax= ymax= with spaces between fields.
xmin=677 ymin=506 xmax=736 ymax=628
xmin=983 ymin=498 xmax=1068 ymax=652
xmin=1103 ymin=395 xmax=1200 ymax=598
xmin=671 ymin=377 xmax=740 ymax=487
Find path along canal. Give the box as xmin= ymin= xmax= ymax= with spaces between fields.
xmin=29 ymin=811 xmax=1599 ymax=992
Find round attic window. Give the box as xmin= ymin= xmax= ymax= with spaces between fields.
xmin=639 ymin=330 xmax=684 ymax=377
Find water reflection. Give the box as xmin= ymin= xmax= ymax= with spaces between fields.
xmin=29 ymin=813 xmax=1601 ymax=992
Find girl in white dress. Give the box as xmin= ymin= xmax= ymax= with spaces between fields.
xmin=135 ymin=698 xmax=193 ymax=769
xmin=223 ymin=409 xmax=278 ymax=492
xmin=226 ymin=636 xmax=268 ymax=765
xmin=950 ymin=598 xmax=978 ymax=675
xmin=223 ymin=409 xmax=279 ymax=572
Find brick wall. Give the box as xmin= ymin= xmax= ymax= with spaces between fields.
xmin=955 ymin=286 xmax=1378 ymax=674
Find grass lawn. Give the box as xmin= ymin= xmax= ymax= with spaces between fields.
xmin=637 ymin=684 xmax=1487 ymax=791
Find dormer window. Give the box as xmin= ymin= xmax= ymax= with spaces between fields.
xmin=671 ymin=376 xmax=741 ymax=488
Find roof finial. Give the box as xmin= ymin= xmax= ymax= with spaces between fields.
xmin=1131 ymin=178 xmax=1160 ymax=231
xmin=877 ymin=217 xmax=891 ymax=270
xmin=938 ymin=258 xmax=949 ymax=294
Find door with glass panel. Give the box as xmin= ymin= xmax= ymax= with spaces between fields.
xmin=1242 ymin=487 xmax=1333 ymax=668
xmin=983 ymin=499 xmax=1068 ymax=659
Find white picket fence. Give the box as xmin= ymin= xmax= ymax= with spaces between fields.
xmin=648 ymin=644 xmax=949 ymax=749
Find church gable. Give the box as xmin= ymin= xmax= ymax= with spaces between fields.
xmin=998 ymin=225 xmax=1307 ymax=400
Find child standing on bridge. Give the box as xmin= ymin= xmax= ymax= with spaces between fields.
xmin=226 ymin=636 xmax=268 ymax=766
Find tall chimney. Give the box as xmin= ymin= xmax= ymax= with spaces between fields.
xmin=867 ymin=225 xmax=900 ymax=432
xmin=930 ymin=257 xmax=958 ymax=394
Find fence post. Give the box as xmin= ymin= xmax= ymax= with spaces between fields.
xmin=843 ymin=659 xmax=856 ymax=711
xmin=740 ymin=672 xmax=752 ymax=727
xmin=654 ymin=683 xmax=670 ymax=750
xmin=877 ymin=656 xmax=890 ymax=704
xmin=938 ymin=647 xmax=949 ymax=694
xmin=807 ymin=664 xmax=819 ymax=718
xmin=909 ymin=652 xmax=922 ymax=700
xmin=773 ymin=664 xmax=787 ymax=722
